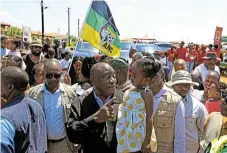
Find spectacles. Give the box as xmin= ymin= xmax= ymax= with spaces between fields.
xmin=45 ymin=73 xmax=62 ymax=79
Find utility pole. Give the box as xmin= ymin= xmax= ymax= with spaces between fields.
xmin=67 ymin=7 xmax=71 ymax=46
xmin=78 ymin=18 xmax=80 ymax=38
xmin=41 ymin=0 xmax=44 ymax=43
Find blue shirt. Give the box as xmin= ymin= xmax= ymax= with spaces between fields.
xmin=1 ymin=48 xmax=9 ymax=57
xmin=0 ymin=117 xmax=15 ymax=153
xmin=93 ymin=92 xmax=111 ymax=108
xmin=41 ymin=84 xmax=65 ymax=140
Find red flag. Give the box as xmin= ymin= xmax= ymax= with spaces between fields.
xmin=214 ymin=26 xmax=223 ymax=48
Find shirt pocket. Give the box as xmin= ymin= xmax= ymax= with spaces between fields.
xmin=185 ymin=114 xmax=197 ymax=132
xmin=156 ymin=111 xmax=174 ymax=128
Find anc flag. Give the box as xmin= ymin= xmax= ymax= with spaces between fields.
xmin=81 ymin=0 xmax=120 ymax=57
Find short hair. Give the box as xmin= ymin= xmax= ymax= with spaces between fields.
xmin=1 ymin=35 xmax=7 ymax=41
xmin=134 ymin=58 xmax=162 ymax=78
xmin=64 ymin=51 xmax=70 ymax=56
xmin=133 ymin=52 xmax=143 ymax=59
xmin=2 ymin=55 xmax=23 ymax=68
xmin=48 ymin=47 xmax=55 ymax=55
xmin=31 ymin=63 xmax=44 ymax=75
xmin=207 ymin=70 xmax=220 ymax=81
xmin=12 ymin=39 xmax=21 ymax=48
xmin=174 ymin=59 xmax=186 ymax=65
xmin=1 ymin=66 xmax=29 ymax=90
xmin=81 ymin=57 xmax=98 ymax=79
xmin=44 ymin=59 xmax=61 ymax=70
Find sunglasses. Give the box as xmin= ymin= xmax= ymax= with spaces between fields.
xmin=45 ymin=73 xmax=62 ymax=79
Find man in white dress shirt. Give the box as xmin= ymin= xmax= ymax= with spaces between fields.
xmin=171 ymin=70 xmax=208 ymax=153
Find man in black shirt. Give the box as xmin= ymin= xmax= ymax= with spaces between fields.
xmin=53 ymin=39 xmax=62 ymax=60
xmin=66 ymin=63 xmax=123 ymax=153
xmin=23 ymin=40 xmax=46 ymax=85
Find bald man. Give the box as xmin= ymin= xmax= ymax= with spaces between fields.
xmin=32 ymin=63 xmax=44 ymax=86
xmin=131 ymin=52 xmax=143 ymax=66
xmin=1 ymin=67 xmax=47 ymax=152
xmin=173 ymin=59 xmax=187 ymax=72
xmin=67 ymin=62 xmax=123 ymax=153
xmin=191 ymin=70 xmax=220 ymax=103
xmin=28 ymin=59 xmax=77 ymax=153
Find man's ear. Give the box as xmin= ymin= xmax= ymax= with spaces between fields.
xmin=90 ymin=76 xmax=94 ymax=83
xmin=7 ymin=84 xmax=14 ymax=92
xmin=115 ymin=69 xmax=120 ymax=75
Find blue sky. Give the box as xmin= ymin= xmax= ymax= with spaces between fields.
xmin=0 ymin=0 xmax=226 ymax=44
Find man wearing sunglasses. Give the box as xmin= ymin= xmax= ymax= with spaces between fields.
xmin=28 ymin=59 xmax=77 ymax=153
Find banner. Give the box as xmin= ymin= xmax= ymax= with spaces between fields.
xmin=214 ymin=26 xmax=223 ymax=47
xmin=81 ymin=0 xmax=120 ymax=57
xmin=222 ymin=36 xmax=227 ymax=43
xmin=5 ymin=26 xmax=22 ymax=37
xmin=22 ymin=25 xmax=32 ymax=43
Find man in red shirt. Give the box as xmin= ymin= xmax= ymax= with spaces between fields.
xmin=176 ymin=41 xmax=186 ymax=60
xmin=185 ymin=43 xmax=197 ymax=72
xmin=214 ymin=45 xmax=221 ymax=58
xmin=167 ymin=44 xmax=176 ymax=75
xmin=197 ymin=45 xmax=207 ymax=65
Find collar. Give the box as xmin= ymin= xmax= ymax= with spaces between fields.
xmin=208 ymin=98 xmax=221 ymax=101
xmin=40 ymin=83 xmax=65 ymax=93
xmin=154 ymin=85 xmax=168 ymax=98
xmin=3 ymin=94 xmax=25 ymax=108
xmin=183 ymin=95 xmax=189 ymax=103
xmin=93 ymin=90 xmax=111 ymax=107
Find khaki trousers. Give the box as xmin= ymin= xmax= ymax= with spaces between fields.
xmin=48 ymin=139 xmax=72 ymax=153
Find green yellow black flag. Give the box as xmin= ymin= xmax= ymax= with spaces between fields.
xmin=81 ymin=0 xmax=120 ymax=57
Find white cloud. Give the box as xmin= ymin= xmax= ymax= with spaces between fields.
xmin=0 ymin=10 xmax=9 ymax=17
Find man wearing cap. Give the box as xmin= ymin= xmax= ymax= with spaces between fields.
xmin=171 ymin=70 xmax=208 ymax=153
xmin=109 ymin=58 xmax=131 ymax=92
xmin=192 ymin=52 xmax=220 ymax=89
xmin=23 ymin=40 xmax=46 ymax=85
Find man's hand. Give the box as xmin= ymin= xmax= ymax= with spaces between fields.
xmin=64 ymin=73 xmax=71 ymax=85
xmin=94 ymin=97 xmax=116 ymax=123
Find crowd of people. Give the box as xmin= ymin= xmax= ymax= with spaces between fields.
xmin=1 ymin=34 xmax=227 ymax=153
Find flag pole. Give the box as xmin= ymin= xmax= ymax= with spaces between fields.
xmin=67 ymin=0 xmax=93 ymax=73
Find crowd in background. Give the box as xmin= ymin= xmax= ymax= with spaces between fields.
xmin=1 ymin=34 xmax=227 ymax=153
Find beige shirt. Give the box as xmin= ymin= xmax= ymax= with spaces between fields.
xmin=183 ymin=94 xmax=208 ymax=153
